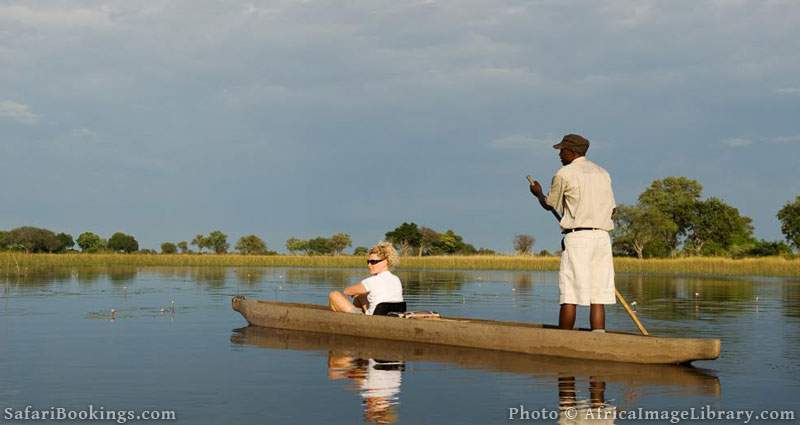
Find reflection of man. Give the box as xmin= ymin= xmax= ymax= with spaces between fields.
xmin=558 ymin=376 xmax=615 ymax=424
xmin=327 ymin=352 xmax=403 ymax=424
xmin=529 ymin=134 xmax=616 ymax=331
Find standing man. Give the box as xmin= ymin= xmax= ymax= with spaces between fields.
xmin=529 ymin=134 xmax=616 ymax=331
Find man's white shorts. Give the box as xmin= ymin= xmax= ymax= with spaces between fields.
xmin=559 ymin=230 xmax=616 ymax=305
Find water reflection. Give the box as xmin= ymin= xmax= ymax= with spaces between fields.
xmin=233 ymin=268 xmax=268 ymax=286
xmin=281 ymin=268 xmax=470 ymax=296
xmin=615 ymin=274 xmax=757 ymax=323
xmin=398 ymin=270 xmax=467 ymax=294
xmin=231 ymin=326 xmax=721 ymax=423
xmin=108 ymin=267 xmax=137 ymax=285
xmin=558 ymin=376 xmax=615 ymax=424
xmin=284 ymin=268 xmax=354 ymax=287
xmin=782 ymin=282 xmax=800 ymax=319
xmin=328 ymin=354 xmax=403 ymax=424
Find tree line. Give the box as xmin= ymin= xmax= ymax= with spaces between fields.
xmin=1 ymin=178 xmax=798 ymax=258
xmin=612 ymin=177 xmax=799 ymax=258
xmin=0 ymin=229 xmax=275 ymax=256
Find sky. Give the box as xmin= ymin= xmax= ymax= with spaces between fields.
xmin=1 ymin=0 xmax=799 ymax=253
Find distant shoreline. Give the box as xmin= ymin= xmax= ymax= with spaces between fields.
xmin=1 ymin=253 xmax=798 ymax=277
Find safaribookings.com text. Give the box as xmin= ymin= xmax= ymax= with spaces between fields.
xmin=3 ymin=405 xmax=176 ymax=423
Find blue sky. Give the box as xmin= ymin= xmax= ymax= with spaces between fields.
xmin=1 ymin=0 xmax=798 ymax=252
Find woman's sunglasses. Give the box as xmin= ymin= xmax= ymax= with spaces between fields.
xmin=367 ymin=258 xmax=385 ymax=265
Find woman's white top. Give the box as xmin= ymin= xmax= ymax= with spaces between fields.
xmin=361 ymin=271 xmax=403 ymax=315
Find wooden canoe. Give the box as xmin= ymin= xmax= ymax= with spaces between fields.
xmin=231 ymin=296 xmax=721 ymax=365
xmin=231 ymin=326 xmax=721 ymax=396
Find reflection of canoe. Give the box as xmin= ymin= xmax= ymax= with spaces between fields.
xmin=231 ymin=297 xmax=721 ymax=365
xmin=231 ymin=326 xmax=721 ymax=396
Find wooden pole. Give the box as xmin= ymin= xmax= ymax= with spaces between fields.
xmin=527 ymin=175 xmax=650 ymax=336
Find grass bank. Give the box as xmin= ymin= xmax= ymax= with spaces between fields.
xmin=1 ymin=253 xmax=798 ymax=277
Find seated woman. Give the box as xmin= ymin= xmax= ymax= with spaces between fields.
xmin=329 ymin=241 xmax=403 ymax=315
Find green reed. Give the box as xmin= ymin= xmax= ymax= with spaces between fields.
xmin=0 ymin=253 xmax=798 ymax=277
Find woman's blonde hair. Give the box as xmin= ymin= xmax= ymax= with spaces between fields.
xmin=368 ymin=241 xmax=399 ymax=269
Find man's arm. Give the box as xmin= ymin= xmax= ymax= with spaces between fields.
xmin=529 ymin=180 xmax=551 ymax=211
xmin=529 ymin=174 xmax=564 ymax=220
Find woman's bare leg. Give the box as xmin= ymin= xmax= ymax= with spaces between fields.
xmin=329 ymin=290 xmax=359 ymax=313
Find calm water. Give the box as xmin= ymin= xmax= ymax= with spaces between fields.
xmin=1 ymin=267 xmax=798 ymax=424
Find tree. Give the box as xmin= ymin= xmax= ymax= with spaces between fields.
xmin=55 ymin=233 xmax=75 ymax=252
xmin=236 ymin=235 xmax=268 ymax=255
xmin=77 ymin=232 xmax=105 ymax=253
xmin=206 ymin=231 xmax=229 ymax=254
xmin=746 ymin=239 xmax=792 ymax=257
xmin=6 ymin=227 xmax=61 ymax=253
xmin=107 ymin=232 xmax=139 ymax=253
xmin=353 ymin=246 xmax=368 ymax=256
xmin=286 ymin=237 xmax=308 ymax=255
xmin=418 ymin=227 xmax=439 ymax=256
xmin=686 ymin=198 xmax=754 ymax=256
xmin=330 ymin=233 xmax=352 ymax=256
xmin=431 ymin=229 xmax=467 ymax=255
xmin=385 ymin=222 xmax=422 ymax=256
xmin=638 ymin=177 xmax=703 ymax=251
xmin=191 ymin=234 xmax=207 ymax=253
xmin=161 ymin=242 xmax=178 ymax=254
xmin=612 ymin=205 xmax=678 ymax=259
xmin=0 ymin=230 xmax=8 ymax=250
xmin=513 ymin=234 xmax=535 ymax=255
xmin=778 ymin=196 xmax=800 ymax=251
xmin=306 ymin=237 xmax=334 ymax=255
xmin=177 ymin=241 xmax=189 ymax=254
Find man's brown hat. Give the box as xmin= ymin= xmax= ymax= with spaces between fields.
xmin=553 ymin=134 xmax=590 ymax=155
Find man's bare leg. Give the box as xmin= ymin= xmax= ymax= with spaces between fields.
xmin=590 ymin=304 xmax=605 ymax=330
xmin=559 ymin=304 xmax=576 ymax=329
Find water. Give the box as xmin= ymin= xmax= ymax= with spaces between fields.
xmin=1 ymin=267 xmax=798 ymax=424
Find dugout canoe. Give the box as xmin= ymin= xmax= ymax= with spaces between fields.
xmin=231 ymin=296 xmax=721 ymax=365
xmin=231 ymin=326 xmax=721 ymax=396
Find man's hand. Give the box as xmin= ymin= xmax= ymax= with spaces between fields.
xmin=529 ymin=180 xmax=544 ymax=198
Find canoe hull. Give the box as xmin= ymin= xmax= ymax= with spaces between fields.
xmin=231 ymin=297 xmax=720 ymax=365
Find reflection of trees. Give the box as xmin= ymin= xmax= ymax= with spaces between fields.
xmin=190 ymin=268 xmax=227 ymax=287
xmin=284 ymin=269 xmax=355 ymax=287
xmin=396 ymin=270 xmax=466 ymax=296
xmin=234 ymin=268 xmax=267 ymax=286
xmin=614 ymin=274 xmax=756 ymax=322
xmin=76 ymin=267 xmax=103 ymax=285
xmin=1 ymin=268 xmax=74 ymax=286
xmin=281 ymin=269 xmax=469 ymax=294
xmin=108 ymin=267 xmax=137 ymax=285
xmin=782 ymin=282 xmax=800 ymax=319
xmin=512 ymin=273 xmax=533 ymax=291
xmin=151 ymin=267 xmax=193 ymax=281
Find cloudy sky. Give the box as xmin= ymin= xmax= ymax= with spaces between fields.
xmin=1 ymin=0 xmax=798 ymax=252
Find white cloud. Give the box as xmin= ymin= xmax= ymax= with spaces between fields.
xmin=775 ymin=87 xmax=800 ymax=95
xmin=0 ymin=5 xmax=112 ymax=29
xmin=0 ymin=100 xmax=39 ymax=124
xmin=722 ymin=135 xmax=800 ymax=147
xmin=721 ymin=138 xmax=753 ymax=148
xmin=772 ymin=135 xmax=800 ymax=144
xmin=490 ymin=135 xmax=554 ymax=150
